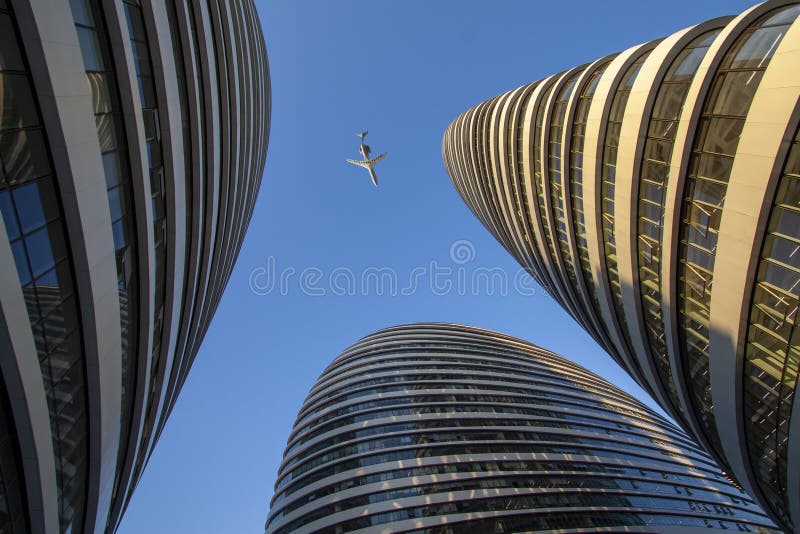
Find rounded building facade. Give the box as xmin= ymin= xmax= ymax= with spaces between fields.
xmin=266 ymin=324 xmax=775 ymax=533
xmin=442 ymin=1 xmax=800 ymax=529
xmin=0 ymin=0 xmax=269 ymax=532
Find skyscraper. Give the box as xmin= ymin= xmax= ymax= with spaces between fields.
xmin=0 ymin=0 xmax=269 ymax=532
xmin=442 ymin=1 xmax=800 ymax=529
xmin=266 ymin=323 xmax=776 ymax=533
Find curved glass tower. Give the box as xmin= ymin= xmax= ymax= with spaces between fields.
xmin=0 ymin=0 xmax=269 ymax=532
xmin=442 ymin=2 xmax=800 ymax=529
xmin=266 ymin=323 xmax=775 ymax=533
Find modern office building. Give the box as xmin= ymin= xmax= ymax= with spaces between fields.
xmin=442 ymin=1 xmax=800 ymax=530
xmin=0 ymin=0 xmax=269 ymax=532
xmin=266 ymin=323 xmax=776 ymax=533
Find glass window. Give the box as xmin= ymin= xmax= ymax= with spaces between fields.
xmin=0 ymin=129 xmax=51 ymax=185
xmin=0 ymin=189 xmax=18 ymax=239
xmin=637 ymin=29 xmax=720 ymax=410
xmin=744 ymin=129 xmax=800 ymax=526
xmin=88 ymin=72 xmax=113 ymax=114
xmin=75 ymin=26 xmax=103 ymax=72
xmin=1 ymin=73 xmax=38 ymax=130
xmin=729 ymin=25 xmax=790 ymax=69
xmin=677 ymin=7 xmax=799 ymax=466
xmin=0 ymin=14 xmax=23 ymax=71
xmin=711 ymin=71 xmax=762 ymax=116
xmin=1 ymin=3 xmax=88 ymax=531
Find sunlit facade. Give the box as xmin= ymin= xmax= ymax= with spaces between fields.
xmin=442 ymin=1 xmax=800 ymax=530
xmin=266 ymin=323 xmax=775 ymax=533
xmin=0 ymin=0 xmax=269 ymax=532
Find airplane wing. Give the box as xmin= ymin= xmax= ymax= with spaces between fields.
xmin=346 ymin=158 xmax=371 ymax=169
xmin=366 ymin=152 xmax=387 ymax=166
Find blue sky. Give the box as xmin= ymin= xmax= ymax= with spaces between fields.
xmin=118 ymin=1 xmax=758 ymax=532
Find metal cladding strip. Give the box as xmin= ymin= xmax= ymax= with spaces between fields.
xmin=156 ymin=0 xmax=203 ymax=448
xmin=615 ymin=25 xmax=700 ymax=421
xmin=184 ymin=0 xmax=266 ymax=394
xmin=464 ymin=101 xmax=514 ymax=251
xmin=464 ymin=102 xmax=503 ymax=244
xmin=286 ymin=389 xmax=701 ymax=459
xmin=479 ymin=99 xmax=521 ymax=257
xmin=493 ymin=87 xmax=530 ymax=267
xmin=442 ymin=4 xmax=800 ymax=532
xmin=623 ymin=18 xmax=734 ymax=432
xmin=276 ymin=467 xmax=756 ymax=530
xmin=0 ymin=0 xmax=267 ymax=531
xmin=287 ymin=369 xmax=707 ymax=455
xmin=658 ymin=4 xmax=763 ymax=453
xmin=709 ymin=16 xmax=800 ymax=528
xmin=520 ymin=75 xmax=574 ymax=303
xmin=283 ymin=398 xmax=711 ymax=469
xmin=484 ymin=95 xmax=520 ymax=255
xmin=179 ymin=0 xmax=221 ymax=381
xmin=181 ymin=0 xmax=221 ymax=378
xmin=0 ymin=214 xmax=58 ymax=533
xmin=136 ymin=0 xmax=187 ymax=493
xmin=507 ymin=83 xmax=552 ymax=287
xmin=158 ymin=0 xmax=212 ymax=433
xmin=343 ymin=514 xmax=768 ymax=534
xmin=296 ymin=359 xmax=674 ymax=429
xmin=157 ymin=0 xmax=269 ymax=438
xmin=678 ymin=4 xmax=798 ymax=468
xmin=533 ymin=72 xmax=586 ymax=319
xmin=97 ymin=1 xmax=159 ymax=524
xmin=195 ymin=0 xmax=232 ymax=340
xmin=471 ymin=97 xmax=508 ymax=254
xmin=216 ymin=0 xmax=243 ymax=282
xmin=504 ymin=84 xmax=546 ymax=280
xmin=469 ymin=100 xmax=511 ymax=250
xmin=153 ymin=0 xmax=264 ymax=466
xmin=12 ymin=0 xmax=127 ymax=531
xmin=266 ymin=323 xmax=776 ymax=534
xmin=540 ymin=66 xmax=598 ymax=329
xmin=582 ymin=43 xmax=652 ymax=387
xmin=453 ymin=110 xmax=491 ymax=231
xmin=559 ymin=59 xmax=617 ymax=348
xmin=273 ymin=451 xmax=724 ymax=518
xmin=169 ymin=0 xmax=211 ymax=405
xmin=661 ymin=1 xmax=799 ymax=496
xmin=296 ymin=372 xmax=673 ymax=436
xmin=502 ymin=86 xmax=548 ymax=275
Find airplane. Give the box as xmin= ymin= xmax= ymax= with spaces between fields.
xmin=346 ymin=131 xmax=387 ymax=187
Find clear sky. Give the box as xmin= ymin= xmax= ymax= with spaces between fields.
xmin=118 ymin=1 xmax=758 ymax=532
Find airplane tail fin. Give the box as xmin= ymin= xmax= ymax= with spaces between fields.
xmin=357 ymin=131 xmax=368 ymax=138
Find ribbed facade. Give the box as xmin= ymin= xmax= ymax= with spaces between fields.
xmin=266 ymin=323 xmax=776 ymax=533
xmin=442 ymin=1 xmax=800 ymax=530
xmin=0 ymin=0 xmax=269 ymax=532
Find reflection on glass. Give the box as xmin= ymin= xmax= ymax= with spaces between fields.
xmin=1 ymin=4 xmax=87 ymax=532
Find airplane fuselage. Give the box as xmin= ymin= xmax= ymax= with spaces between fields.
xmin=346 ymin=131 xmax=386 ymax=187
